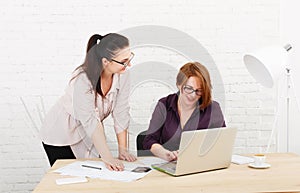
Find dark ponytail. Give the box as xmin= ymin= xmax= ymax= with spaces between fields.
xmin=86 ymin=34 xmax=103 ymax=53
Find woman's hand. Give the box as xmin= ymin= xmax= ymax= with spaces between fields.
xmin=161 ymin=149 xmax=178 ymax=161
xmin=119 ymin=149 xmax=137 ymax=162
xmin=116 ymin=130 xmax=137 ymax=162
xmin=102 ymin=157 xmax=125 ymax=171
xmin=151 ymin=143 xmax=178 ymax=161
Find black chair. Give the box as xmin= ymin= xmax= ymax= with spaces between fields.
xmin=136 ymin=130 xmax=153 ymax=156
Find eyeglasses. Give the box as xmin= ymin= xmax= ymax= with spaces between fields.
xmin=183 ymin=85 xmax=202 ymax=96
xmin=111 ymin=52 xmax=134 ymax=67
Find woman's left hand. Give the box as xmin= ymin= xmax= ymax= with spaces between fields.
xmin=119 ymin=150 xmax=137 ymax=162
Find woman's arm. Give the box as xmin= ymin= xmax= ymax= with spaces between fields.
xmin=143 ymin=100 xmax=167 ymax=150
xmin=117 ymin=129 xmax=136 ymax=162
xmin=209 ymin=101 xmax=226 ymax=128
xmin=92 ymin=122 xmax=125 ymax=171
xmin=143 ymin=99 xmax=178 ymax=161
xmin=112 ymin=72 xmax=137 ymax=162
xmin=151 ymin=143 xmax=178 ymax=161
xmin=72 ymin=73 xmax=124 ymax=171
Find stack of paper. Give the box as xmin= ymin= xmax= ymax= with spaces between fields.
xmin=54 ymin=160 xmax=151 ymax=182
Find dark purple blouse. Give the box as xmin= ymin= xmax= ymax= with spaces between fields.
xmin=143 ymin=93 xmax=226 ymax=151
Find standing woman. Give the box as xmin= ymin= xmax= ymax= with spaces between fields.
xmin=40 ymin=33 xmax=136 ymax=171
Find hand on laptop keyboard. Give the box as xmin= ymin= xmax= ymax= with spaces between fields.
xmin=162 ymin=150 xmax=178 ymax=161
xmin=151 ymin=144 xmax=179 ymax=161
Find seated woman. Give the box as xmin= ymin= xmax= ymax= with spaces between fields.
xmin=143 ymin=62 xmax=226 ymax=161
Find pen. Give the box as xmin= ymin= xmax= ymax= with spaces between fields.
xmin=81 ymin=164 xmax=102 ymax=170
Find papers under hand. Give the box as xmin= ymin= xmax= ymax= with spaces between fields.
xmin=231 ymin=154 xmax=254 ymax=165
xmin=54 ymin=160 xmax=151 ymax=182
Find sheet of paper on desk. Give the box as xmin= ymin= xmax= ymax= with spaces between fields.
xmin=231 ymin=154 xmax=254 ymax=164
xmin=53 ymin=161 xmax=151 ymax=182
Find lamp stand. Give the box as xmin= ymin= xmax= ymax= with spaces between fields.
xmin=267 ymin=67 xmax=292 ymax=153
xmin=284 ymin=44 xmax=292 ymax=152
xmin=286 ymin=67 xmax=291 ymax=152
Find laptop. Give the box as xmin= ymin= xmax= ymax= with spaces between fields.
xmin=152 ymin=127 xmax=237 ymax=176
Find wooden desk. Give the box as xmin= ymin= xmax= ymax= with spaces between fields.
xmin=33 ymin=153 xmax=300 ymax=193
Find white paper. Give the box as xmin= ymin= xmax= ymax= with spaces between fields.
xmin=53 ymin=160 xmax=151 ymax=182
xmin=56 ymin=177 xmax=88 ymax=185
xmin=231 ymin=154 xmax=254 ymax=165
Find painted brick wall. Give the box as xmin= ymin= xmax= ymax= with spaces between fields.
xmin=0 ymin=0 xmax=279 ymax=192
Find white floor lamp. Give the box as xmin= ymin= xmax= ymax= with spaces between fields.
xmin=243 ymin=44 xmax=292 ymax=152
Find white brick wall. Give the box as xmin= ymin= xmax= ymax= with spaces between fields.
xmin=0 ymin=0 xmax=279 ymax=192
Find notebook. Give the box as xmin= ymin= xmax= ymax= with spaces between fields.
xmin=152 ymin=127 xmax=237 ymax=176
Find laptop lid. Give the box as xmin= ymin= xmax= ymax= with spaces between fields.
xmin=153 ymin=127 xmax=237 ymax=176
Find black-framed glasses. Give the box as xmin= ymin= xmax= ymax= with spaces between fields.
xmin=111 ymin=52 xmax=134 ymax=67
xmin=183 ymin=85 xmax=202 ymax=96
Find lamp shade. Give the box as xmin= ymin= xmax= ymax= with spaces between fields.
xmin=243 ymin=46 xmax=289 ymax=88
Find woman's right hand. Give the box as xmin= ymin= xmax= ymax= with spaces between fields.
xmin=161 ymin=149 xmax=178 ymax=161
xmin=102 ymin=157 xmax=124 ymax=171
xmin=151 ymin=144 xmax=178 ymax=161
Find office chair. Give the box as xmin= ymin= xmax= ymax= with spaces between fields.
xmin=136 ymin=130 xmax=153 ymax=156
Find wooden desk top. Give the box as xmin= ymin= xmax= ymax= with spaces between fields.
xmin=33 ymin=153 xmax=300 ymax=193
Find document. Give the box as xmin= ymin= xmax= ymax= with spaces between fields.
xmin=53 ymin=160 xmax=151 ymax=182
xmin=56 ymin=177 xmax=88 ymax=185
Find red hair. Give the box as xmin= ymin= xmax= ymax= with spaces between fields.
xmin=176 ymin=62 xmax=212 ymax=109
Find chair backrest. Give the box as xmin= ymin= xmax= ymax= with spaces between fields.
xmin=130 ymin=63 xmax=178 ymax=157
xmin=136 ymin=130 xmax=153 ymax=156
xmin=20 ymin=96 xmax=47 ymax=135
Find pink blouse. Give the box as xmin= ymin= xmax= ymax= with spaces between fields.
xmin=40 ymin=69 xmax=130 ymax=158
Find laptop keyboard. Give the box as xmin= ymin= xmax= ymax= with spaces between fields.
xmin=162 ymin=161 xmax=177 ymax=173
